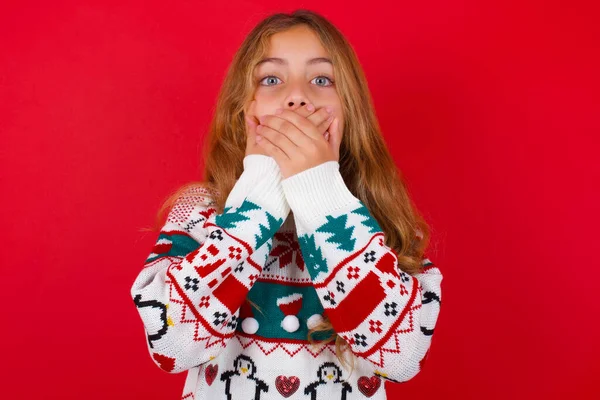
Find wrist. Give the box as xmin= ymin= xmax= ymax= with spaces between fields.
xmin=281 ymin=161 xmax=359 ymax=230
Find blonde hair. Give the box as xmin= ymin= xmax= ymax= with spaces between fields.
xmin=142 ymin=9 xmax=432 ymax=375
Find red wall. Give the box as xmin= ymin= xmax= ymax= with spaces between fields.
xmin=1 ymin=1 xmax=598 ymax=399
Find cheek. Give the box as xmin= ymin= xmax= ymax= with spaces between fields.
xmin=252 ymin=101 xmax=276 ymax=118
xmin=326 ymin=98 xmax=343 ymax=119
xmin=251 ymin=91 xmax=280 ymax=115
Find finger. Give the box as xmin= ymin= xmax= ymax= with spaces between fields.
xmin=317 ymin=113 xmax=335 ymax=137
xmin=286 ymin=103 xmax=331 ymax=139
xmin=255 ymin=132 xmax=289 ymax=165
xmin=259 ymin=114 xmax=311 ymax=148
xmin=293 ymin=104 xmax=332 ymax=139
xmin=245 ymin=114 xmax=261 ymax=153
xmin=274 ymin=107 xmax=333 ymax=141
xmin=327 ymin=117 xmax=341 ymax=157
xmin=245 ymin=100 xmax=265 ymax=153
xmin=244 ymin=101 xmax=259 ymax=138
xmin=245 ymin=115 xmax=258 ymax=139
xmin=286 ymin=102 xmax=316 ymax=119
xmin=306 ymin=106 xmax=334 ymax=135
xmin=256 ymin=122 xmax=297 ymax=158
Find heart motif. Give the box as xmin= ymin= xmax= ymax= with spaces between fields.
xmin=152 ymin=353 xmax=175 ymax=372
xmin=275 ymin=375 xmax=300 ymax=397
xmin=205 ymin=364 xmax=218 ymax=386
xmin=357 ymin=375 xmax=381 ymax=397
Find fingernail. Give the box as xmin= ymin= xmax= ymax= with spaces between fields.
xmin=326 ymin=106 xmax=333 ymax=114
xmin=256 ymin=135 xmax=262 ymax=142
xmin=307 ymin=104 xmax=315 ymax=111
xmin=258 ymin=115 xmax=265 ymax=123
xmin=275 ymin=108 xmax=283 ymax=114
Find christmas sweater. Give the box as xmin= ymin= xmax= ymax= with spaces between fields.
xmin=130 ymin=154 xmax=443 ymax=400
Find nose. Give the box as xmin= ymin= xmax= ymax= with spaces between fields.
xmin=283 ymin=81 xmax=309 ymax=111
xmin=285 ymin=99 xmax=307 ymax=111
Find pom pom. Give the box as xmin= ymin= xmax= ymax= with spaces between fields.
xmin=241 ymin=317 xmax=259 ymax=334
xmin=307 ymin=314 xmax=324 ymax=330
xmin=281 ymin=315 xmax=300 ymax=332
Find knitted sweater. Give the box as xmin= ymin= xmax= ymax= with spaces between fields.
xmin=130 ymin=155 xmax=443 ymax=400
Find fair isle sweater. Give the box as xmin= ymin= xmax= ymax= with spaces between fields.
xmin=130 ymin=155 xmax=443 ymax=400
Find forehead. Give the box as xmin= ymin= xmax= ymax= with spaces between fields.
xmin=264 ymin=25 xmax=329 ymax=60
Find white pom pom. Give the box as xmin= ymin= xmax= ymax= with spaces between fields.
xmin=241 ymin=317 xmax=259 ymax=334
xmin=281 ymin=315 xmax=300 ymax=332
xmin=307 ymin=314 xmax=324 ymax=330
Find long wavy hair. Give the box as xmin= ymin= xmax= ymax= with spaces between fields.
xmin=142 ymin=9 xmax=432 ymax=375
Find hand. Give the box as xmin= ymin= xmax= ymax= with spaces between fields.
xmin=254 ymin=106 xmax=341 ymax=179
xmin=245 ymin=101 xmax=333 ymax=157
xmin=244 ymin=100 xmax=270 ymax=157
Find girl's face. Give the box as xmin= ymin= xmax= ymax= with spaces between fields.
xmin=248 ymin=24 xmax=344 ymax=138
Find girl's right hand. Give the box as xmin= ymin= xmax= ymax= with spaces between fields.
xmin=244 ymin=100 xmax=334 ymax=157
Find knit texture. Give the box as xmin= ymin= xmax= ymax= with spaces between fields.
xmin=131 ymin=155 xmax=443 ymax=399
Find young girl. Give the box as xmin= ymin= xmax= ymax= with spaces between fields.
xmin=131 ymin=9 xmax=443 ymax=400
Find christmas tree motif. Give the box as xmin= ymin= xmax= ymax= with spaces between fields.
xmin=351 ymin=202 xmax=382 ymax=234
xmin=298 ymin=233 xmax=328 ymax=278
xmin=254 ymin=212 xmax=283 ymax=249
xmin=214 ymin=199 xmax=260 ymax=230
xmin=215 ymin=199 xmax=282 ymax=249
xmin=315 ymin=214 xmax=356 ymax=252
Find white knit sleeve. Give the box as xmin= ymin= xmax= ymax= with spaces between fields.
xmin=130 ymin=156 xmax=289 ymax=373
xmin=281 ymin=161 xmax=443 ymax=383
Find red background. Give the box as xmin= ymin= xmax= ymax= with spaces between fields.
xmin=1 ymin=1 xmax=598 ymax=399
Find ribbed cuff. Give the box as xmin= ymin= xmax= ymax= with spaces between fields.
xmin=226 ymin=155 xmax=283 ymax=208
xmin=281 ymin=161 xmax=359 ymax=231
xmin=229 ymin=155 xmax=290 ymax=221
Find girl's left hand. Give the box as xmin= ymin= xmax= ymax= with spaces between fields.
xmin=255 ymin=106 xmax=342 ymax=179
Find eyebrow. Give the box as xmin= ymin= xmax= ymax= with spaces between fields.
xmin=255 ymin=57 xmax=333 ymax=67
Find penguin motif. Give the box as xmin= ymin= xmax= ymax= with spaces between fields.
xmin=303 ymin=362 xmax=352 ymax=400
xmin=220 ymin=354 xmax=268 ymax=400
xmin=420 ymin=290 xmax=441 ymax=336
xmin=132 ymin=294 xmax=168 ymax=349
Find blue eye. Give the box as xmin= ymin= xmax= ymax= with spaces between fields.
xmin=311 ymin=76 xmax=334 ymax=87
xmin=259 ymin=76 xmax=282 ymax=86
xmin=258 ymin=75 xmax=335 ymax=87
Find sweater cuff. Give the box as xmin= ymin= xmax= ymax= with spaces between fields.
xmin=226 ymin=155 xmax=290 ymax=221
xmin=281 ymin=161 xmax=359 ymax=231
xmin=226 ymin=155 xmax=280 ymax=207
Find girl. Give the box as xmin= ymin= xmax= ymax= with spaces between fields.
xmin=131 ymin=9 xmax=443 ymax=400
